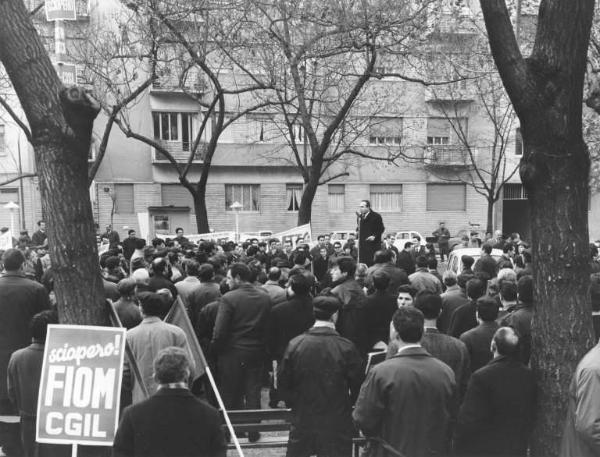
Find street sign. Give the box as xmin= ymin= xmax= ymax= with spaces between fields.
xmin=45 ymin=0 xmax=77 ymax=21
xmin=53 ymin=63 xmax=78 ymax=86
xmin=36 ymin=325 xmax=126 ymax=446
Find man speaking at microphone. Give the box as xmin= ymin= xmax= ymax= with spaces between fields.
xmin=357 ymin=200 xmax=385 ymax=267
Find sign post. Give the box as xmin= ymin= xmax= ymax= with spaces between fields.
xmin=36 ymin=325 xmax=127 ymax=455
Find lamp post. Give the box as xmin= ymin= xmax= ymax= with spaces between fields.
xmin=229 ymin=201 xmax=242 ymax=242
xmin=4 ymin=201 xmax=19 ymax=235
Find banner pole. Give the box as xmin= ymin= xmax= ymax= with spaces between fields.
xmin=71 ymin=443 xmax=77 ymax=457
xmin=205 ymin=364 xmax=244 ymax=457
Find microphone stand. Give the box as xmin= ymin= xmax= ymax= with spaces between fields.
xmin=356 ymin=212 xmax=363 ymax=263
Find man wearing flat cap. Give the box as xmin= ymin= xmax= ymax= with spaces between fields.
xmin=278 ymin=295 xmax=364 ymax=457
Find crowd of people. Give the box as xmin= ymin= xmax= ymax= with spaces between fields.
xmin=0 ymin=209 xmax=599 ymax=457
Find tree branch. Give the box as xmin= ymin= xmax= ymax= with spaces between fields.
xmin=0 ymin=96 xmax=32 ymax=143
xmin=0 ymin=173 xmax=36 ymax=187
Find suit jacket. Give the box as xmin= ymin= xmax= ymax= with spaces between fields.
xmin=460 ymin=321 xmax=499 ymax=373
xmin=454 ymin=356 xmax=536 ymax=457
xmin=364 ymin=290 xmax=398 ymax=348
xmin=211 ymin=283 xmax=271 ymax=354
xmin=448 ymin=301 xmax=478 ymax=339
xmin=7 ymin=342 xmax=44 ymax=417
xmin=501 ymin=303 xmax=533 ymax=364
xmin=365 ymin=263 xmax=408 ymax=295
xmin=473 ymin=253 xmax=498 ymax=279
xmin=409 ymin=268 xmax=443 ymax=294
xmin=561 ymin=343 xmax=600 ymax=457
xmin=278 ymin=326 xmax=364 ymax=433
xmin=422 ymin=328 xmax=470 ymax=397
xmin=353 ymin=346 xmax=456 ymax=457
xmin=438 ymin=286 xmax=469 ymax=334
xmin=0 ymin=273 xmax=49 ymax=409
xmin=113 ymin=388 xmax=226 ymax=457
xmin=268 ymin=295 xmax=314 ymax=360
xmin=396 ymin=250 xmax=416 ymax=276
xmin=124 ymin=317 xmax=190 ymax=404
xmin=332 ymin=279 xmax=369 ymax=355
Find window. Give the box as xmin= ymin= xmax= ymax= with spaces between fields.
xmin=328 ymin=184 xmax=345 ymax=212
xmin=290 ymin=122 xmax=304 ymax=143
xmin=114 ymin=184 xmax=134 ymax=214
xmin=154 ymin=215 xmax=170 ymax=233
xmin=0 ymin=125 xmax=5 ymax=156
xmin=370 ymin=184 xmax=402 ymax=212
xmin=427 ymin=117 xmax=467 ymax=145
xmin=0 ymin=188 xmax=18 ymax=205
xmin=426 ymin=184 xmax=466 ymax=211
xmin=515 ymin=127 xmax=523 ymax=156
xmin=225 ymin=184 xmax=260 ymax=212
xmin=369 ymin=118 xmax=402 ymax=145
xmin=152 ymin=112 xmax=194 ymax=151
xmin=286 ymin=184 xmax=302 ymax=211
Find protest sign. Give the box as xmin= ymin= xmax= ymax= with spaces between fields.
xmin=0 ymin=230 xmax=13 ymax=250
xmin=272 ymin=223 xmax=313 ymax=247
xmin=45 ymin=0 xmax=77 ymax=21
xmin=36 ymin=325 xmax=127 ymax=446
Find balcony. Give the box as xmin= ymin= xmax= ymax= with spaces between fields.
xmin=425 ymin=81 xmax=475 ymax=102
xmin=424 ymin=145 xmax=472 ymax=167
xmin=151 ymin=67 xmax=207 ymax=94
xmin=152 ymin=141 xmax=205 ymax=163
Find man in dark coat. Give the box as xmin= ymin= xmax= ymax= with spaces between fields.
xmin=365 ymin=250 xmax=408 ymax=295
xmin=473 ymin=243 xmax=498 ymax=279
xmin=454 ymin=327 xmax=536 ymax=457
xmin=0 ymin=249 xmax=50 ymax=456
xmin=330 ymin=256 xmax=369 ymax=356
xmin=438 ymin=271 xmax=470 ymax=333
xmin=415 ymin=292 xmax=471 ymax=398
xmin=357 ymin=200 xmax=385 ymax=266
xmin=113 ymin=347 xmax=226 ymax=457
xmin=460 ymin=296 xmax=500 ymax=373
xmin=448 ymin=278 xmax=487 ymax=339
xmin=278 ymin=296 xmax=364 ymax=457
xmin=353 ymin=306 xmax=456 ymax=457
xmin=211 ymin=263 xmax=271 ymax=442
xmin=433 ymin=222 xmax=451 ymax=262
xmin=396 ymin=242 xmax=416 ymax=276
xmin=364 ymin=271 xmax=398 ymax=348
xmin=501 ymin=275 xmax=534 ymax=364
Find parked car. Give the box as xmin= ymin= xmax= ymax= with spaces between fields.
xmin=393 ymin=230 xmax=427 ymax=251
xmin=446 ymin=247 xmax=503 ymax=276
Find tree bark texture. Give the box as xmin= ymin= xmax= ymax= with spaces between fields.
xmin=0 ymin=0 xmax=108 ymax=327
xmin=479 ymin=0 xmax=596 ymax=455
xmin=297 ymin=165 xmax=321 ymax=225
xmin=193 ymin=189 xmax=210 ymax=234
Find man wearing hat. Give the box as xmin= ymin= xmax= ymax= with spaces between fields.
xmin=278 ymin=295 xmax=364 ymax=457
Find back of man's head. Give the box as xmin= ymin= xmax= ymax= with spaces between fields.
xmin=518 ymin=275 xmax=533 ymax=303
xmin=392 ymin=306 xmax=424 ymax=343
xmin=443 ymin=270 xmax=457 ymax=287
xmin=131 ymin=267 xmax=150 ymax=285
xmin=117 ymin=277 xmax=137 ymax=297
xmin=135 ymin=238 xmax=147 ymax=250
xmin=492 ymin=327 xmax=520 ymax=357
xmin=153 ymin=347 xmax=190 ymax=384
xmin=461 ymin=255 xmax=475 ymax=269
xmin=2 ymin=249 xmax=25 ymax=271
xmin=335 ymin=256 xmax=357 ymax=278
xmin=476 ymin=296 xmax=500 ymax=322
xmin=372 ymin=270 xmax=391 ymax=291
xmin=466 ymin=278 xmax=487 ymax=301
xmin=427 ymin=257 xmax=438 ymax=270
xmin=151 ymin=257 xmax=167 ymax=275
xmin=229 ymin=262 xmax=252 ymax=282
xmin=313 ymin=295 xmax=341 ymax=321
xmin=139 ymin=292 xmax=166 ymax=317
xmin=268 ymin=267 xmax=282 ymax=282
xmin=30 ymin=310 xmax=59 ymax=342
xmin=416 ymin=256 xmax=428 ymax=268
xmin=482 ymin=243 xmax=493 ymax=255
xmin=414 ymin=292 xmax=442 ymax=320
xmin=499 ymin=281 xmax=517 ymax=302
xmin=198 ymin=263 xmax=214 ymax=282
xmin=373 ymin=250 xmax=392 ymax=264
xmin=289 ymin=272 xmax=311 ymax=296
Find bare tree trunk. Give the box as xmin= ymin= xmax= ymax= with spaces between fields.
xmin=525 ymin=138 xmax=593 ymax=455
xmin=0 ymin=0 xmax=107 ymax=327
xmin=297 ymin=179 xmax=318 ymax=226
xmin=486 ymin=196 xmax=495 ymax=235
xmin=193 ymin=190 xmax=210 ymax=233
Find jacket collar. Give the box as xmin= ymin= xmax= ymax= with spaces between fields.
xmin=153 ymin=387 xmax=193 ymax=398
xmin=389 ymin=346 xmax=432 ymax=359
xmin=307 ymin=326 xmax=340 ymax=336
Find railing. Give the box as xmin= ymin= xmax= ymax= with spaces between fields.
xmin=151 ymin=67 xmax=206 ymax=93
xmin=425 ymin=82 xmax=475 ymax=102
xmin=424 ymin=145 xmax=472 ymax=167
xmin=153 ymin=140 xmax=205 ymax=163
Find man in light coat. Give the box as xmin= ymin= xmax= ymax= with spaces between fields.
xmin=561 ymin=338 xmax=600 ymax=456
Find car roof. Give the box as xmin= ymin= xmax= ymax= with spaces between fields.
xmin=449 ymin=247 xmax=503 ymax=256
